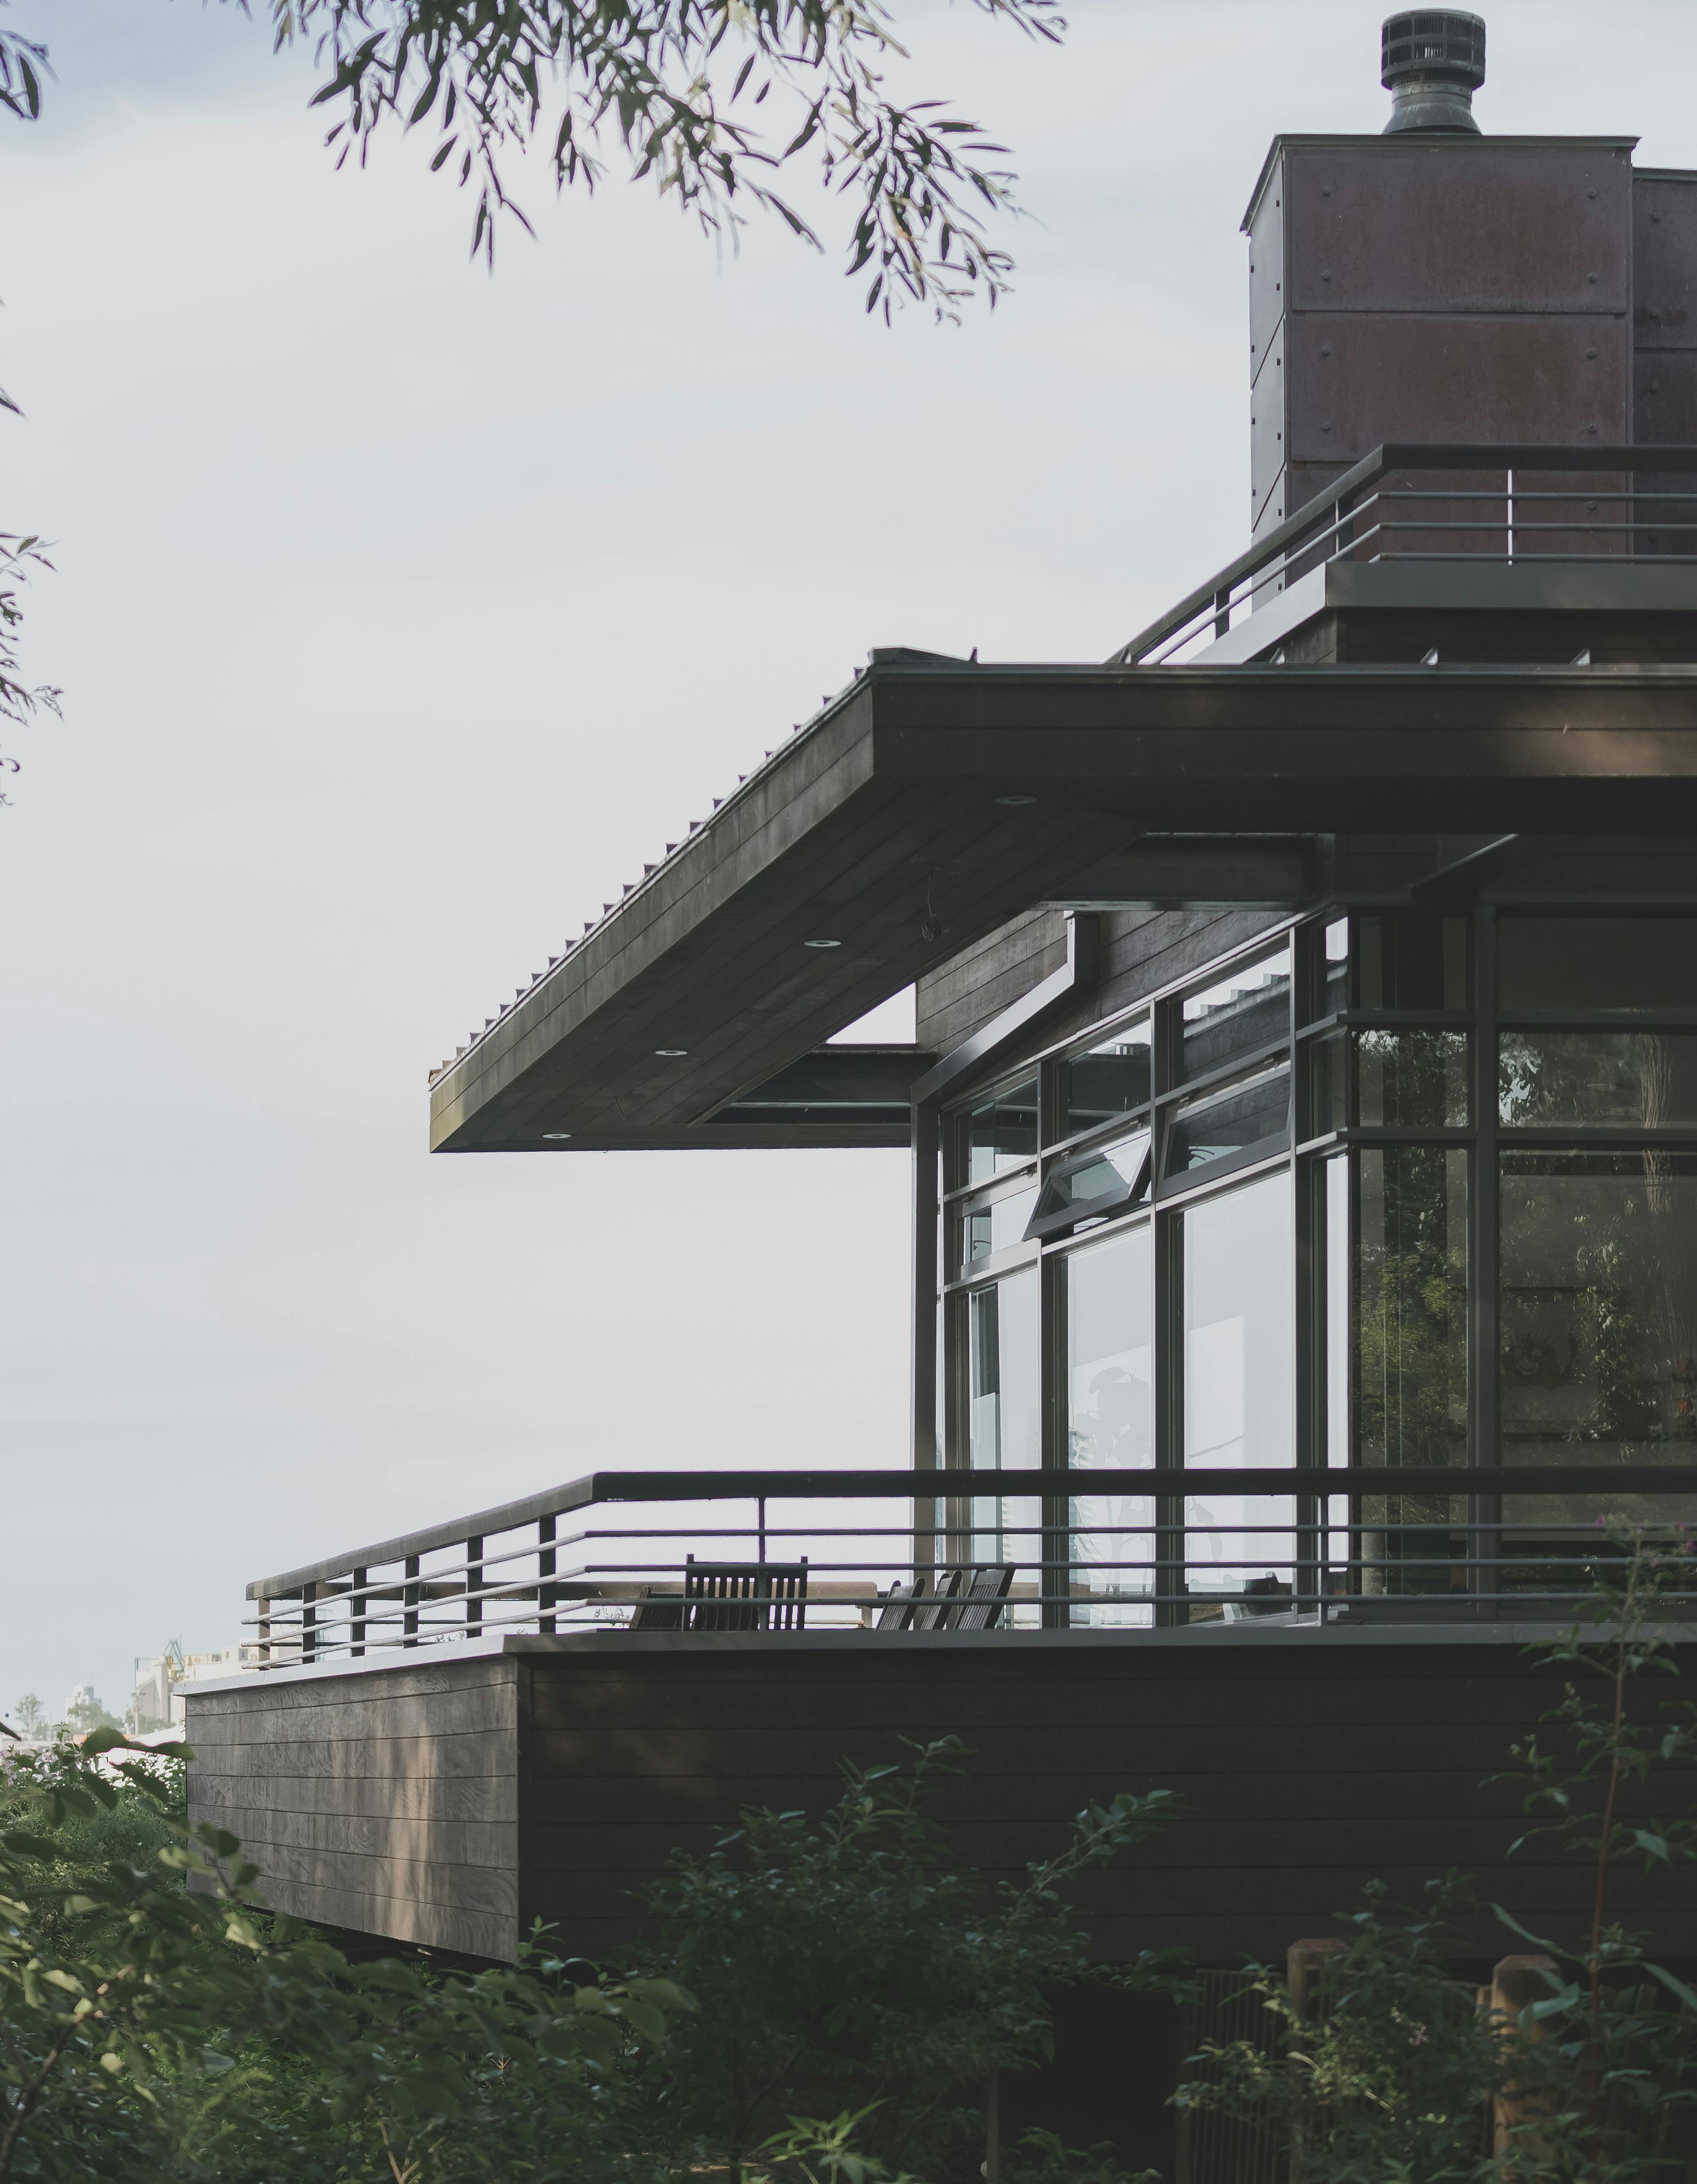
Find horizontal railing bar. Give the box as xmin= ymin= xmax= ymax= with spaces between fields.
xmin=1109 ymin=441 xmax=1697 ymax=665
xmin=249 ymin=1465 xmax=1697 ymax=1596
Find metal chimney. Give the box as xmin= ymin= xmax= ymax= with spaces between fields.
xmin=1381 ymin=11 xmax=1486 ymax=134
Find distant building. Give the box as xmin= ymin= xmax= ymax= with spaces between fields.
xmin=132 ymin=1645 xmax=262 ymax=1732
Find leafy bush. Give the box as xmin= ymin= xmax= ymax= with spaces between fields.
xmin=1174 ymin=1522 xmax=1697 ymax=2184
xmin=0 ymin=1732 xmax=1168 ymax=2184
xmin=630 ymin=1738 xmax=1182 ymax=2183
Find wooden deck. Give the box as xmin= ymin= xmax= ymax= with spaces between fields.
xmin=183 ymin=1621 xmax=1697 ymax=1969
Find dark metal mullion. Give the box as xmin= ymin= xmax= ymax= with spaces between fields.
xmin=1292 ymin=928 xmax=1321 ymax=1611
xmin=1470 ymin=908 xmax=1501 ymax=1611
xmin=1040 ymin=1241 xmax=1068 ymax=1628
xmin=1153 ymin=1009 xmax=1179 ymax=1625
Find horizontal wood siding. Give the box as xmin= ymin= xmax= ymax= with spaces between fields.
xmin=917 ymin=907 xmax=1287 ymax=1064
xmin=518 ymin=1637 xmax=1697 ymax=1965
xmin=183 ymin=1634 xmax=1697 ymax=1971
xmin=185 ymin=1657 xmax=520 ymax=1963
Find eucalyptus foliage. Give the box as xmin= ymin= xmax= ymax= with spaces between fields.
xmin=261 ymin=0 xmax=1064 ymax=314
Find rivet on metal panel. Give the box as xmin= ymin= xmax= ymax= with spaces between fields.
xmin=1587 ymin=272 xmax=1598 ymax=284
xmin=1321 ymin=422 xmax=1333 ymax=434
xmin=1587 ymin=423 xmax=1599 ymax=436
xmin=1321 ymin=269 xmax=1333 ymax=282
xmin=1587 ymin=348 xmax=1597 ymax=360
xmin=1588 ymin=189 xmax=1597 ymax=200
xmin=1653 ymin=210 xmax=1664 ymax=223
xmin=1320 ymin=343 xmax=1333 ymax=358
xmin=1650 ymin=381 xmax=1661 ymax=396
xmin=1321 ymin=184 xmax=1332 ymax=198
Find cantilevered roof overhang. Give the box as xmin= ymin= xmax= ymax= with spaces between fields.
xmin=430 ymin=654 xmax=1697 ymax=1153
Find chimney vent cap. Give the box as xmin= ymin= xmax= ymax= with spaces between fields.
xmin=1381 ymin=10 xmax=1486 ymax=133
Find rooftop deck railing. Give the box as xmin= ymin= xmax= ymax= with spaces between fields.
xmin=1111 ymin=442 xmax=1697 ymax=668
xmin=240 ymin=1465 xmax=1697 ymax=1667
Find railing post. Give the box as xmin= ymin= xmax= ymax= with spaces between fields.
xmin=1212 ymin=584 xmax=1230 ymax=639
xmin=255 ymin=1595 xmax=271 ymax=1667
xmin=757 ymin=1498 xmax=767 ymax=1565
xmin=538 ymin=1514 xmax=556 ymax=1636
xmin=301 ymin=1581 xmax=317 ymax=1666
xmin=351 ymin=1567 xmax=367 ymax=1658
xmin=403 ymin=1555 xmax=420 ymax=1648
xmin=466 ymin=1536 xmax=483 ymax=1639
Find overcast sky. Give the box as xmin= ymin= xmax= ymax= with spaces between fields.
xmin=3 ymin=0 xmax=1693 ymax=1715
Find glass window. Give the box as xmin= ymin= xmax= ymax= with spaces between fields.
xmin=1499 ymin=917 xmax=1697 ymax=1014
xmin=960 ymin=1185 xmax=1039 ymax=1271
xmin=1500 ymin=1152 xmax=1697 ymax=1480
xmin=1027 ymin=1131 xmax=1151 ymax=1241
xmin=1180 ymin=944 xmax=1291 ymax=1084
xmin=1500 ymin=1031 xmax=1697 ymax=1130
xmin=1359 ymin=913 xmax=1468 ymax=1010
xmin=1310 ymin=1030 xmax=1469 ymax=1133
xmin=1182 ymin=1173 xmax=1294 ymax=1605
xmin=967 ymin=1270 xmax=1042 ymax=1571
xmin=1167 ymin=1065 xmax=1289 ymax=1176
xmin=1065 ymin=1226 xmax=1154 ymax=1626
xmin=1321 ymin=916 xmax=1350 ymax=1020
xmin=1356 ymin=1147 xmax=1468 ymax=1471
xmin=1064 ymin=1019 xmax=1152 ymax=1137
xmin=965 ymin=1077 xmax=1039 ymax=1184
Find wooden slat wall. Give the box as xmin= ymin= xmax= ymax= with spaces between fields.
xmin=917 ymin=907 xmax=1286 ymax=1061
xmin=185 ymin=1656 xmax=520 ymax=1963
xmin=518 ymin=1634 xmax=1697 ymax=1965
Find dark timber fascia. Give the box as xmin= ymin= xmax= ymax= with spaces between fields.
xmin=430 ymin=654 xmax=1697 ymax=1155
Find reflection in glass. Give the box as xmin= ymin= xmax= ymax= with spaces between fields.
xmin=966 ymin=1077 xmax=1039 ymax=1184
xmin=1182 ymin=1173 xmax=1294 ymax=1606
xmin=1066 ymin=1226 xmax=1153 ymax=1626
xmin=1356 ymin=1148 xmax=1468 ymax=1594
xmin=962 ymin=1186 xmax=1039 ymax=1270
xmin=1499 ymin=917 xmax=1697 ymax=1013
xmin=1065 ymin=1020 xmax=1152 ymax=1137
xmin=1500 ymin=1032 xmax=1697 ymax=1130
xmin=1320 ymin=917 xmax=1350 ymax=1020
xmin=1180 ymin=946 xmax=1291 ymax=1083
xmin=968 ymin=1270 xmax=1041 ymax=1568
xmin=1359 ymin=913 xmax=1468 ymax=1009
xmin=1167 ymin=1066 xmax=1290 ymax=1175
xmin=1324 ymin=1158 xmax=1351 ymax=1585
xmin=1310 ymin=1031 xmax=1469 ymax=1134
xmin=1500 ymin=1151 xmax=1697 ymax=1482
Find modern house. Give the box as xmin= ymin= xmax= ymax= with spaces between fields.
xmin=187 ymin=15 xmax=1697 ymax=2168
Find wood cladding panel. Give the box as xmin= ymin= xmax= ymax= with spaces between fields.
xmin=186 ymin=1634 xmax=1697 ymax=1971
xmin=521 ymin=1638 xmax=1697 ymax=1965
xmin=185 ymin=1658 xmax=520 ymax=1962
xmin=917 ymin=906 xmax=1283 ymax=1073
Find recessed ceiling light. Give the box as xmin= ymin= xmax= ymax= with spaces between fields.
xmin=543 ymin=1132 xmax=572 ymax=1141
xmin=804 ymin=938 xmax=843 ymax=949
xmin=996 ymin=794 xmax=1038 ymax=807
xmin=655 ymin=1047 xmax=688 ymax=1057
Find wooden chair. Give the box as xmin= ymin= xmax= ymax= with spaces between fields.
xmin=909 ymin=1567 xmax=964 ymax=1631
xmin=950 ymin=1564 xmax=1015 ymax=1631
xmin=682 ymin=1556 xmax=808 ymax=1632
xmin=875 ymin=1578 xmax=926 ymax=1630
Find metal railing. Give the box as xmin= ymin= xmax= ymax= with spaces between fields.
xmin=1111 ymin=442 xmax=1697 ymax=668
xmin=240 ymin=1465 xmax=1697 ymax=1667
